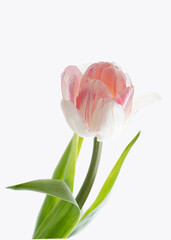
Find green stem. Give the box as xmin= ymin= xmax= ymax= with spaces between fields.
xmin=76 ymin=137 xmax=102 ymax=209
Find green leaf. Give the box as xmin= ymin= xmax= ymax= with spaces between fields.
xmin=7 ymin=179 xmax=78 ymax=206
xmin=69 ymin=131 xmax=140 ymax=237
xmin=33 ymin=199 xmax=79 ymax=238
xmin=31 ymin=134 xmax=83 ymax=238
xmin=8 ymin=179 xmax=81 ymax=238
xmin=33 ymin=134 xmax=83 ymax=234
xmin=8 ymin=134 xmax=83 ymax=238
xmin=63 ymin=134 xmax=81 ymax=192
xmin=33 ymin=136 xmax=74 ymax=234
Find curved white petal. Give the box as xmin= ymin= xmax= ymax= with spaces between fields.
xmin=96 ymin=100 xmax=125 ymax=141
xmin=133 ymin=92 xmax=161 ymax=113
xmin=61 ymin=100 xmax=94 ymax=138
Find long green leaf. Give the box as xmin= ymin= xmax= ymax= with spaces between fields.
xmin=7 ymin=179 xmax=78 ymax=205
xmin=33 ymin=136 xmax=73 ymax=233
xmin=8 ymin=179 xmax=81 ymax=238
xmin=32 ymin=134 xmax=83 ymax=238
xmin=69 ymin=131 xmax=140 ymax=237
xmin=63 ymin=134 xmax=80 ymax=192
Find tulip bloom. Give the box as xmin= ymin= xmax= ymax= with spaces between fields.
xmin=8 ymin=61 xmax=160 ymax=239
xmin=61 ymin=62 xmax=158 ymax=140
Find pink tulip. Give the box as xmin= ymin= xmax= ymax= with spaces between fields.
xmin=61 ymin=62 xmax=159 ymax=140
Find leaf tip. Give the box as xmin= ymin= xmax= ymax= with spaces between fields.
xmin=6 ymin=184 xmax=21 ymax=190
xmin=6 ymin=185 xmax=15 ymax=190
xmin=137 ymin=130 xmax=141 ymax=137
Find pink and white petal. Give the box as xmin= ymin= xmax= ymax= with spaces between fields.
xmin=113 ymin=64 xmax=133 ymax=88
xmin=61 ymin=100 xmax=94 ymax=138
xmin=133 ymin=92 xmax=161 ymax=114
xmin=112 ymin=67 xmax=128 ymax=96
xmin=95 ymin=100 xmax=125 ymax=141
xmin=90 ymin=98 xmax=104 ymax=132
xmin=76 ymin=81 xmax=94 ymax=126
xmin=115 ymin=87 xmax=134 ymax=116
xmin=79 ymin=62 xmax=112 ymax=92
xmin=76 ymin=80 xmax=112 ymax=126
xmin=90 ymin=80 xmax=112 ymax=112
xmin=61 ymin=66 xmax=82 ymax=104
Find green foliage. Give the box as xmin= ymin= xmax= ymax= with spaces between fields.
xmin=8 ymin=134 xmax=83 ymax=238
xmin=8 ymin=179 xmax=80 ymax=238
xmin=7 ymin=179 xmax=78 ymax=205
xmin=8 ymin=132 xmax=140 ymax=238
xmin=69 ymin=131 xmax=140 ymax=237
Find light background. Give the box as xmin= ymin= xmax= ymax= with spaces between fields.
xmin=0 ymin=0 xmax=171 ymax=239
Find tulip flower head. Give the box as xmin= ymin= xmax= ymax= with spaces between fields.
xmin=61 ymin=62 xmax=159 ymax=141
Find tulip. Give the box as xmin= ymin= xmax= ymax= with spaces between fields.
xmin=61 ymin=62 xmax=159 ymax=140
xmin=7 ymin=62 xmax=160 ymax=239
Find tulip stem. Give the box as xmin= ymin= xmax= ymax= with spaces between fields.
xmin=76 ymin=137 xmax=102 ymax=209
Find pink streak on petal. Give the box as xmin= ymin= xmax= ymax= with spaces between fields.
xmin=76 ymin=79 xmax=112 ymax=127
xmin=61 ymin=65 xmax=82 ymax=104
xmin=115 ymin=87 xmax=134 ymax=116
xmin=80 ymin=62 xmax=111 ymax=91
xmin=80 ymin=62 xmax=128 ymax=98
xmin=100 ymin=64 xmax=129 ymax=97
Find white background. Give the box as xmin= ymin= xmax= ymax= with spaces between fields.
xmin=0 ymin=0 xmax=171 ymax=239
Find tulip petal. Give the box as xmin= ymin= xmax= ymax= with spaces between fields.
xmin=61 ymin=66 xmax=82 ymax=104
xmin=90 ymin=98 xmax=104 ymax=132
xmin=96 ymin=100 xmax=125 ymax=141
xmin=61 ymin=100 xmax=94 ymax=138
xmin=76 ymin=80 xmax=112 ymax=127
xmin=80 ymin=62 xmax=110 ymax=88
xmin=101 ymin=64 xmax=127 ymax=97
xmin=115 ymin=87 xmax=134 ymax=116
xmin=133 ymin=92 xmax=161 ymax=113
xmin=80 ymin=62 xmax=130 ymax=98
